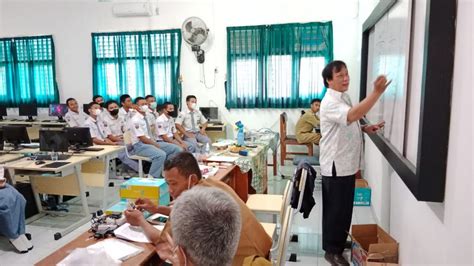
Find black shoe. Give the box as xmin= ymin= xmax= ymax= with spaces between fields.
xmin=324 ymin=252 xmax=349 ymax=266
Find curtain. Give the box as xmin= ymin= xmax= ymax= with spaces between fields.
xmin=0 ymin=35 xmax=59 ymax=107
xmin=92 ymin=29 xmax=182 ymax=105
xmin=226 ymin=22 xmax=333 ymax=109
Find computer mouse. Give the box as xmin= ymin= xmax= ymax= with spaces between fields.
xmin=35 ymin=160 xmax=46 ymax=165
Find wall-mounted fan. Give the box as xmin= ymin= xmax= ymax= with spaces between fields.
xmin=182 ymin=17 xmax=209 ymax=64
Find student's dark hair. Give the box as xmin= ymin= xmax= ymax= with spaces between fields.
xmin=311 ymin=98 xmax=321 ymax=105
xmin=186 ymin=95 xmax=197 ymax=102
xmin=134 ymin=97 xmax=145 ymax=104
xmin=119 ymin=94 xmax=131 ymax=104
xmin=88 ymin=101 xmax=99 ymax=110
xmin=164 ymin=152 xmax=202 ymax=180
xmin=162 ymin=102 xmax=173 ymax=110
xmin=66 ymin=98 xmax=76 ymax=106
xmin=105 ymin=100 xmax=118 ymax=109
xmin=145 ymin=95 xmax=155 ymax=100
xmin=322 ymin=60 xmax=347 ymax=87
xmin=93 ymin=95 xmax=103 ymax=102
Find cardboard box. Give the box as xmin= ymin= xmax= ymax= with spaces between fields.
xmin=354 ymin=179 xmax=371 ymax=206
xmin=351 ymin=224 xmax=399 ymax=266
xmin=120 ymin=178 xmax=170 ymax=206
xmin=105 ymin=200 xmax=129 ymax=215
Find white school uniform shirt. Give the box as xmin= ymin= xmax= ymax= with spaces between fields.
xmin=145 ymin=110 xmax=158 ymax=140
xmin=64 ymin=110 xmax=87 ymax=127
xmin=84 ymin=116 xmax=111 ymax=141
xmin=155 ymin=113 xmax=176 ymax=141
xmin=128 ymin=112 xmax=152 ymax=145
xmin=175 ymin=107 xmax=207 ymax=132
xmin=319 ymin=88 xmax=363 ymax=177
xmin=100 ymin=111 xmax=125 ymax=136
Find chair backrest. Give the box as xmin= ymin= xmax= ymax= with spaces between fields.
xmin=280 ymin=180 xmax=292 ymax=224
xmin=275 ymin=206 xmax=294 ymax=266
xmin=123 ymin=130 xmax=133 ymax=146
xmin=279 ymin=112 xmax=288 ymax=142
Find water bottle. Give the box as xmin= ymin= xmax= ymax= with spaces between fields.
xmin=237 ymin=129 xmax=245 ymax=146
xmin=204 ymin=143 xmax=211 ymax=155
xmin=51 ymin=151 xmax=59 ymax=161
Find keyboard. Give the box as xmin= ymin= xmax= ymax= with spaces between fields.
xmin=42 ymin=162 xmax=70 ymax=168
xmin=33 ymin=154 xmax=71 ymax=161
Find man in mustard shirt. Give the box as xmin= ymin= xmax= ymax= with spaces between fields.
xmin=296 ymin=98 xmax=322 ymax=145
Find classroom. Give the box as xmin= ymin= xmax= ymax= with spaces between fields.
xmin=0 ymin=0 xmax=471 ymax=265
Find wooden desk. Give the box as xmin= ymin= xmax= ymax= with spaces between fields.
xmin=4 ymin=156 xmax=92 ymax=239
xmin=35 ymin=232 xmax=158 ymax=266
xmin=74 ymin=145 xmax=125 ymax=209
xmin=0 ymin=153 xmax=24 ymax=164
xmin=209 ymin=165 xmax=249 ymax=202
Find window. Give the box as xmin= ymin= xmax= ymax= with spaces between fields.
xmin=226 ymin=22 xmax=333 ymax=108
xmin=0 ymin=35 xmax=58 ymax=107
xmin=92 ymin=30 xmax=181 ymax=104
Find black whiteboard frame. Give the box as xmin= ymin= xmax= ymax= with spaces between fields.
xmin=359 ymin=0 xmax=456 ymax=202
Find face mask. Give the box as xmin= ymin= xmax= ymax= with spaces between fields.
xmin=190 ymin=103 xmax=197 ymax=109
xmin=110 ymin=109 xmax=119 ymax=116
xmin=187 ymin=175 xmax=193 ymax=190
xmin=94 ymin=109 xmax=101 ymax=116
xmin=150 ymin=102 xmax=157 ymax=110
xmin=140 ymin=105 xmax=149 ymax=112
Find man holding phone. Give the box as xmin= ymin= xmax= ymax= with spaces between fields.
xmin=320 ymin=60 xmax=389 ymax=265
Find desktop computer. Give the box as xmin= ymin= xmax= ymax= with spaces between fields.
xmin=0 ymin=106 xmax=7 ymax=121
xmin=199 ymin=107 xmax=219 ymax=122
xmin=3 ymin=126 xmax=30 ymax=150
xmin=49 ymin=104 xmax=68 ymax=122
xmin=64 ymin=127 xmax=93 ymax=151
xmin=19 ymin=103 xmax=38 ymax=122
xmin=39 ymin=129 xmax=69 ymax=153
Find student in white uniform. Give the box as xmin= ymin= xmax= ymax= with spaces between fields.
xmin=134 ymin=97 xmax=158 ymax=140
xmin=93 ymin=95 xmax=104 ymax=108
xmin=100 ymin=100 xmax=125 ymax=141
xmin=319 ymin=61 xmax=389 ymax=265
xmin=175 ymin=95 xmax=210 ymax=153
xmin=85 ymin=102 xmax=139 ymax=172
xmin=119 ymin=94 xmax=134 ymax=123
xmin=64 ymin=98 xmax=87 ymax=127
xmin=128 ymin=105 xmax=178 ymax=178
xmin=145 ymin=95 xmax=158 ymax=117
xmin=156 ymin=102 xmax=195 ymax=153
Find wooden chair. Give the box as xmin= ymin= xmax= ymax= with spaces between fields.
xmin=280 ymin=112 xmax=313 ymax=166
xmin=123 ymin=131 xmax=151 ymax=178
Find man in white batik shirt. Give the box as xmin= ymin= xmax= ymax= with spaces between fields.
xmin=319 ymin=60 xmax=390 ymax=266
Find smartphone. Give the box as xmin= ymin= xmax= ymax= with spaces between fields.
xmin=147 ymin=214 xmax=169 ymax=225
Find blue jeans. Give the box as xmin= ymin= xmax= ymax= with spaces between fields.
xmin=184 ymin=132 xmax=211 ymax=153
xmin=133 ymin=142 xmax=166 ymax=178
xmin=157 ymin=142 xmax=182 ymax=159
xmin=117 ymin=150 xmax=139 ymax=172
xmin=158 ymin=140 xmax=196 ymax=153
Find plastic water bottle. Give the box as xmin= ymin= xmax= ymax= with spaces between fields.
xmin=204 ymin=143 xmax=211 ymax=155
xmin=237 ymin=129 xmax=245 ymax=146
xmin=51 ymin=151 xmax=58 ymax=161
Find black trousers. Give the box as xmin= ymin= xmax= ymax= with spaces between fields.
xmin=322 ymin=166 xmax=356 ymax=254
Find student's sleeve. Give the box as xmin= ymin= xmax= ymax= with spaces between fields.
xmin=322 ymin=101 xmax=351 ymax=126
xmin=155 ymin=119 xmax=168 ymax=136
xmin=86 ymin=122 xmax=99 ymax=139
xmin=130 ymin=119 xmax=145 ymax=137
xmin=175 ymin=112 xmax=184 ymax=125
xmin=198 ymin=111 xmax=207 ymax=124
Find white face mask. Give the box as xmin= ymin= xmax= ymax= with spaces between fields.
xmin=94 ymin=109 xmax=101 ymax=116
xmin=140 ymin=105 xmax=149 ymax=112
xmin=150 ymin=102 xmax=157 ymax=110
xmin=190 ymin=103 xmax=197 ymax=110
xmin=187 ymin=175 xmax=192 ymax=190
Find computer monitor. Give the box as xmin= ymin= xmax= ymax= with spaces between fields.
xmin=19 ymin=103 xmax=38 ymax=121
xmin=64 ymin=127 xmax=93 ymax=150
xmin=49 ymin=104 xmax=68 ymax=122
xmin=83 ymin=104 xmax=90 ymax=115
xmin=39 ymin=129 xmax=69 ymax=153
xmin=0 ymin=106 xmax=7 ymax=121
xmin=199 ymin=107 xmax=218 ymax=122
xmin=3 ymin=126 xmax=30 ymax=150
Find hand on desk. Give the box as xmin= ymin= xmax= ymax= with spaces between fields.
xmin=124 ymin=209 xmax=146 ymax=226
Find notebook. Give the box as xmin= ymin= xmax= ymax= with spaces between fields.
xmin=114 ymin=222 xmax=166 ymax=243
xmin=87 ymin=238 xmax=143 ymax=262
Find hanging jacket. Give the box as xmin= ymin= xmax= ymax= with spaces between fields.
xmin=290 ymin=160 xmax=317 ymax=218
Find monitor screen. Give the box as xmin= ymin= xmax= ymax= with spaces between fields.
xmin=49 ymin=104 xmax=68 ymax=117
xmin=19 ymin=103 xmax=38 ymax=117
xmin=64 ymin=127 xmax=93 ymax=148
xmin=3 ymin=126 xmax=30 ymax=145
xmin=39 ymin=129 xmax=69 ymax=152
xmin=199 ymin=107 xmax=218 ymax=121
xmin=0 ymin=106 xmax=7 ymax=116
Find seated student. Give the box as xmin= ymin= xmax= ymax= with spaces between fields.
xmin=124 ymin=152 xmax=272 ymax=265
xmin=118 ymin=94 xmax=134 ymax=123
xmin=175 ymin=95 xmax=210 ymax=153
xmin=0 ymin=177 xmax=33 ymax=253
xmin=156 ymin=102 xmax=195 ymax=153
xmin=98 ymin=101 xmax=140 ymax=173
xmin=64 ymin=98 xmax=87 ymax=127
xmin=84 ymin=102 xmax=117 ymax=145
xmin=93 ymin=95 xmax=104 ymax=107
xmin=135 ymin=97 xmax=158 ymax=139
xmin=128 ymin=104 xmax=171 ymax=179
xmin=156 ymin=186 xmax=241 ymax=266
xmin=295 ymin=98 xmax=322 ymax=145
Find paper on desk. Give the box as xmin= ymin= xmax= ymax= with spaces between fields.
xmin=88 ymin=238 xmax=143 ymax=262
xmin=114 ymin=223 xmax=165 ymax=243
xmin=206 ymin=155 xmax=238 ymax=162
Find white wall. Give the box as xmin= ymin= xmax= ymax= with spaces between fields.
xmin=364 ymin=0 xmax=473 ymax=264
xmin=0 ymin=0 xmax=363 ymax=135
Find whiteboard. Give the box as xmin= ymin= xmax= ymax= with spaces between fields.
xmin=366 ymin=0 xmax=413 ymax=152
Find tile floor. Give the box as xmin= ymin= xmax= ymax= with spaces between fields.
xmin=0 ymin=163 xmax=376 ymax=265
